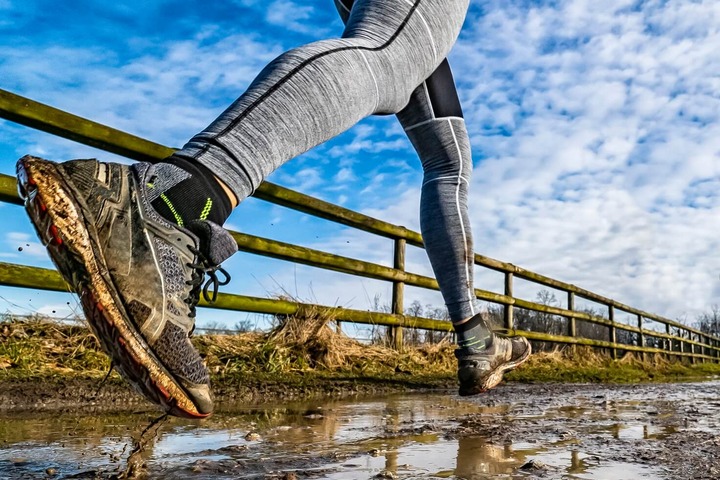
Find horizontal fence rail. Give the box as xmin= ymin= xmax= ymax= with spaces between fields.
xmin=1 ymin=88 xmax=719 ymax=362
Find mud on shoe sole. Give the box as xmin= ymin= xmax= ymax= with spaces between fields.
xmin=16 ymin=155 xmax=212 ymax=418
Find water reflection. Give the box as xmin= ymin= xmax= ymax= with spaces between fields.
xmin=0 ymin=389 xmax=681 ymax=479
xmin=454 ymin=437 xmax=532 ymax=477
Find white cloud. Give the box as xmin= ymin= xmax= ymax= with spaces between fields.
xmin=266 ymin=0 xmax=324 ymax=35
xmin=275 ymin=167 xmax=324 ymax=192
xmin=334 ymin=167 xmax=355 ymax=183
xmin=5 ymin=232 xmax=47 ymax=259
xmin=2 ymin=31 xmax=284 ymax=149
xmin=35 ymin=303 xmax=76 ymax=318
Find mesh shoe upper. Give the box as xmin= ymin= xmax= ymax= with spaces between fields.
xmin=55 ymin=159 xmax=237 ymax=386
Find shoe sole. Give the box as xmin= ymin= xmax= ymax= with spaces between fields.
xmin=459 ymin=338 xmax=532 ymax=396
xmin=17 ymin=156 xmax=211 ymax=419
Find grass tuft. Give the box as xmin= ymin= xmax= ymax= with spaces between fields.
xmin=194 ymin=305 xmax=456 ymax=382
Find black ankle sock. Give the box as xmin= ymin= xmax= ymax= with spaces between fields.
xmin=149 ymin=155 xmax=233 ymax=227
xmin=453 ymin=314 xmax=493 ymax=350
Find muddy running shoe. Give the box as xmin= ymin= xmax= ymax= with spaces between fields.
xmin=16 ymin=155 xmax=237 ymax=418
xmin=456 ymin=335 xmax=531 ymax=396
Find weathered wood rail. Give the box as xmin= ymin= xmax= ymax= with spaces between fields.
xmin=1 ymin=88 xmax=718 ymax=361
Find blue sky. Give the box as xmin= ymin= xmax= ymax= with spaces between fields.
xmin=0 ymin=0 xmax=719 ymax=330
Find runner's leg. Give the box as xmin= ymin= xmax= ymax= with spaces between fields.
xmin=171 ymin=0 xmax=470 ymax=203
xmin=335 ymin=0 xmax=491 ymax=346
xmin=395 ymin=65 xmax=492 ymax=348
xmin=393 ymin=62 xmax=532 ymax=394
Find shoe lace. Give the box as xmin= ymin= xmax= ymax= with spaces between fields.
xmin=184 ymin=245 xmax=231 ymax=320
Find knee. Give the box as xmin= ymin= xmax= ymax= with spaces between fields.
xmin=407 ymin=120 xmax=472 ymax=180
xmin=368 ymin=49 xmax=440 ymax=114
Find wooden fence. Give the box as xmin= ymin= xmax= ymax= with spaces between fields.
xmin=1 ymin=88 xmax=719 ymax=362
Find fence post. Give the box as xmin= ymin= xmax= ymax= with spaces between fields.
xmin=680 ymin=330 xmax=686 ymax=360
xmin=697 ymin=334 xmax=702 ymax=364
xmin=710 ymin=337 xmax=714 ymax=360
xmin=391 ymin=238 xmax=406 ymax=351
xmin=709 ymin=336 xmax=713 ymax=362
xmin=637 ymin=314 xmax=645 ymax=362
xmin=567 ymin=292 xmax=576 ymax=338
xmin=609 ymin=305 xmax=617 ymax=359
xmin=504 ymin=272 xmax=514 ymax=330
xmin=567 ymin=292 xmax=576 ymax=355
xmin=690 ymin=332 xmax=696 ymax=364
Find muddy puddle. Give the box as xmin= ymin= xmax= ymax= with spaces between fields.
xmin=1 ymin=380 xmax=719 ymax=479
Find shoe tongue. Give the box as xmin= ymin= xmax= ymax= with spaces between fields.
xmin=186 ymin=220 xmax=238 ymax=265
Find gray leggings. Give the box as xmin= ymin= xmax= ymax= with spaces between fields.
xmin=177 ymin=0 xmax=479 ymax=323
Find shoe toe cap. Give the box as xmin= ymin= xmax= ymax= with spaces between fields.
xmin=185 ymin=382 xmax=214 ymax=416
xmin=172 ymin=381 xmax=214 ymax=418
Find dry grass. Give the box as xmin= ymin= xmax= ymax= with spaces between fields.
xmin=0 ymin=315 xmax=110 ymax=378
xmin=0 ymin=310 xmax=456 ymax=382
xmin=194 ymin=306 xmax=456 ymax=379
xmin=3 ymin=314 xmax=719 ymax=387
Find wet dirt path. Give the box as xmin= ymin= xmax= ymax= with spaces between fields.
xmin=1 ymin=380 xmax=719 ymax=479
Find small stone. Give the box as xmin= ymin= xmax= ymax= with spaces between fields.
xmin=520 ymin=460 xmax=547 ymax=471
xmin=223 ymin=444 xmax=248 ymax=453
xmin=374 ymin=470 xmax=397 ymax=479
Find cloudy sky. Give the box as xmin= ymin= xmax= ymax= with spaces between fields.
xmin=0 ymin=0 xmax=718 ymax=330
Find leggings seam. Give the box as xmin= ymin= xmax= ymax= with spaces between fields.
xmin=448 ymin=118 xmax=475 ymax=316
xmin=401 ymin=0 xmax=437 ymax=63
xmin=203 ymin=137 xmax=256 ymax=187
xmin=338 ymin=0 xmax=352 ymax=14
xmin=206 ymin=0 xmax=424 ymax=146
xmin=359 ymin=50 xmax=381 ymax=111
xmin=404 ymin=115 xmax=464 ymax=131
xmin=422 ymin=175 xmax=469 ymax=187
xmin=422 ymin=82 xmax=436 ymax=119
